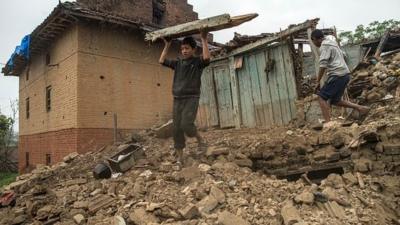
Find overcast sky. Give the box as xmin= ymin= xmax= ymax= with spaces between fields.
xmin=0 ymin=0 xmax=399 ymax=125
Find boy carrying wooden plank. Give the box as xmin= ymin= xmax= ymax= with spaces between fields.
xmin=159 ymin=30 xmax=210 ymax=165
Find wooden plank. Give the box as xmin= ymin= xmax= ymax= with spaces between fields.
xmin=266 ymin=48 xmax=284 ymax=126
xmin=247 ymin=53 xmax=265 ymax=127
xmin=229 ymin=56 xmax=241 ymax=129
xmin=280 ymin=43 xmax=298 ymax=120
xmin=374 ymin=29 xmax=390 ymax=59
xmin=207 ymin=68 xmax=219 ymax=127
xmin=198 ymin=67 xmax=219 ymax=127
xmin=273 ymin=45 xmax=292 ymax=124
xmin=145 ymin=13 xmax=258 ymax=42
xmin=196 ymin=104 xmax=206 ymax=128
xmin=237 ymin=57 xmax=256 ymax=128
xmin=198 ymin=76 xmax=209 ymax=128
xmin=255 ymin=50 xmax=274 ymax=127
xmin=220 ymin=18 xmax=319 ymax=58
xmin=214 ymin=65 xmax=235 ymax=128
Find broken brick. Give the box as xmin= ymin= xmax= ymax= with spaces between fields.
xmin=218 ymin=211 xmax=250 ymax=225
xmin=179 ymin=204 xmax=200 ymax=219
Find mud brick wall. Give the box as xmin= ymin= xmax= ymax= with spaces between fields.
xmin=77 ymin=0 xmax=198 ymax=26
xmin=77 ymin=0 xmax=153 ymax=24
xmin=19 ymin=26 xmax=79 ymax=136
xmin=18 ymin=26 xmax=80 ymax=173
xmin=18 ymin=21 xmax=181 ymax=172
xmin=76 ymin=22 xmax=178 ymax=129
xmin=164 ymin=0 xmax=198 ymax=26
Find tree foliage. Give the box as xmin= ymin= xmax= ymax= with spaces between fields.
xmin=0 ymin=114 xmax=13 ymax=147
xmin=0 ymin=100 xmax=18 ymax=172
xmin=339 ymin=20 xmax=400 ymax=45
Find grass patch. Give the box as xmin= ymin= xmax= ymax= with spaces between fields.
xmin=0 ymin=172 xmax=18 ymax=188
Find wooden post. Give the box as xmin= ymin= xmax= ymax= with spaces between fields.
xmin=113 ymin=113 xmax=118 ymax=144
xmin=298 ymin=43 xmax=304 ymax=62
xmin=374 ymin=29 xmax=390 ymax=60
xmin=293 ymin=39 xmax=304 ymax=98
xmin=229 ymin=56 xmax=241 ymax=129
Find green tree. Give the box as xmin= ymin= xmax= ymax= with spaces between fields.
xmin=339 ymin=19 xmax=400 ymax=45
xmin=0 ymin=115 xmax=13 ymax=147
xmin=338 ymin=31 xmax=355 ymax=45
xmin=0 ymin=100 xmax=18 ymax=172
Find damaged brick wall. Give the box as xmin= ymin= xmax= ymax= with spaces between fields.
xmin=77 ymin=0 xmax=198 ymax=26
xmin=164 ymin=0 xmax=198 ymax=26
xmin=18 ymin=128 xmax=133 ymax=173
xmin=76 ymin=21 xmax=178 ymax=130
xmin=18 ymin=20 xmax=182 ymax=172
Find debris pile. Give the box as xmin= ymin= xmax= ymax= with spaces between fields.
xmin=349 ymin=52 xmax=400 ymax=102
xmin=1 ymin=97 xmax=400 ymax=225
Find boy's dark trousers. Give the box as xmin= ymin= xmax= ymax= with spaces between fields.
xmin=173 ymin=97 xmax=200 ymax=150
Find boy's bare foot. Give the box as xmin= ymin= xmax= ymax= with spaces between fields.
xmin=196 ymin=135 xmax=207 ymax=153
xmin=173 ymin=148 xmax=184 ymax=165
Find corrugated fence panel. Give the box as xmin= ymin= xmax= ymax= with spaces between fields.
xmin=273 ymin=45 xmax=292 ymax=124
xmin=254 ymin=51 xmax=274 ymax=127
xmin=235 ymin=43 xmax=297 ymax=128
xmin=237 ymin=56 xmax=257 ymax=128
xmin=247 ymin=53 xmax=266 ymax=127
xmin=281 ymin=44 xmax=298 ymax=119
xmin=266 ymin=47 xmax=284 ymax=126
xmin=214 ymin=65 xmax=235 ymax=128
xmin=197 ymin=67 xmax=219 ymax=128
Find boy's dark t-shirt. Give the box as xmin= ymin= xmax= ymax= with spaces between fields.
xmin=162 ymin=56 xmax=210 ymax=98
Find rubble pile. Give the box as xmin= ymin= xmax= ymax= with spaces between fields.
xmin=1 ymin=97 xmax=400 ymax=225
xmin=349 ymin=52 xmax=400 ymax=102
xmin=1 ymin=56 xmax=400 ymax=225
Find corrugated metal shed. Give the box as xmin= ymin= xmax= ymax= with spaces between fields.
xmin=197 ymin=42 xmax=297 ymax=129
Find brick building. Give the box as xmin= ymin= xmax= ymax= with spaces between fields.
xmin=2 ymin=0 xmax=199 ymax=172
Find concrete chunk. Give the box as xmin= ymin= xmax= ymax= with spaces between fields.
xmin=197 ymin=195 xmax=219 ymax=214
xmin=218 ymin=211 xmax=250 ymax=225
xmin=129 ymin=208 xmax=159 ymax=225
xmin=281 ymin=201 xmax=301 ymax=225
xmin=179 ymin=204 xmax=200 ymax=219
xmin=210 ymin=186 xmax=226 ymax=204
xmin=73 ymin=214 xmax=85 ymax=225
xmin=294 ymin=190 xmax=314 ymax=204
xmin=342 ymin=173 xmax=357 ymax=185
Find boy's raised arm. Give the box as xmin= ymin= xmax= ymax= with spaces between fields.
xmin=200 ymin=30 xmax=210 ymax=62
xmin=159 ymin=38 xmax=171 ymax=64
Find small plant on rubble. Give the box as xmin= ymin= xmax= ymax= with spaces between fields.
xmin=339 ymin=19 xmax=400 ymax=45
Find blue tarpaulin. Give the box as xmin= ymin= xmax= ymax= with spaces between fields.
xmin=6 ymin=35 xmax=31 ymax=71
